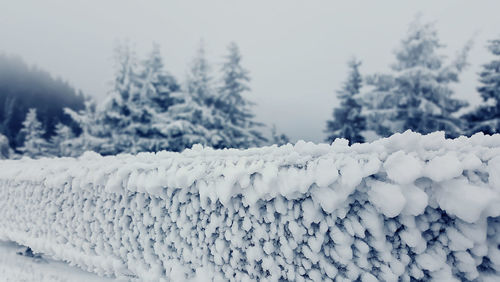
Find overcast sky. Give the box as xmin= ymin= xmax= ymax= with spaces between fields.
xmin=1 ymin=0 xmax=499 ymax=142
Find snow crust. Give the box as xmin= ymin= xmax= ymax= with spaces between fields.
xmin=1 ymin=130 xmax=500 ymax=281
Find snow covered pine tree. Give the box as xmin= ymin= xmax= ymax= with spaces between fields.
xmin=126 ymin=43 xmax=185 ymax=152
xmin=361 ymin=17 xmax=471 ymax=138
xmin=163 ymin=42 xmax=222 ymax=151
xmin=99 ymin=42 xmax=185 ymax=153
xmin=17 ymin=108 xmax=50 ymax=158
xmin=325 ymin=58 xmax=366 ymax=144
xmin=463 ymin=38 xmax=500 ymax=135
xmin=63 ymin=42 xmax=269 ymax=156
xmin=64 ymin=100 xmax=110 ymax=156
xmin=214 ymin=42 xmax=267 ymax=148
xmin=101 ymin=41 xmax=143 ymax=154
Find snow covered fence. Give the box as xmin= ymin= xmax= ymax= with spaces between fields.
xmin=1 ymin=131 xmax=500 ymax=281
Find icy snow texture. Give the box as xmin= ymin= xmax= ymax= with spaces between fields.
xmin=1 ymin=131 xmax=500 ymax=281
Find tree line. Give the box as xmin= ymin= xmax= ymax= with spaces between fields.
xmin=0 ymin=41 xmax=289 ymax=159
xmin=1 ymin=17 xmax=499 ymax=160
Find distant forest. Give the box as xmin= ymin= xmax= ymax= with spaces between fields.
xmin=0 ymin=54 xmax=85 ymax=148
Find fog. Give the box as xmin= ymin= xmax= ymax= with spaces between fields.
xmin=1 ymin=0 xmax=499 ymax=142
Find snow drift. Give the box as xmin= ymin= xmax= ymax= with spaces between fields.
xmin=0 ymin=131 xmax=500 ymax=281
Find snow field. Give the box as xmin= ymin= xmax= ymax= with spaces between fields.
xmin=0 ymin=241 xmax=121 ymax=282
xmin=0 ymin=131 xmax=500 ymax=281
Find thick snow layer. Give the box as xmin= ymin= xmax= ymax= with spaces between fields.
xmin=1 ymin=131 xmax=500 ymax=281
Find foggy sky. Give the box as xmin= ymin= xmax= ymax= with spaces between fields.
xmin=1 ymin=0 xmax=500 ymax=142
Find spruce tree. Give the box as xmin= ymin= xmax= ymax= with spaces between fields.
xmin=186 ymin=41 xmax=215 ymax=106
xmin=215 ymin=42 xmax=266 ymax=148
xmin=325 ymin=58 xmax=365 ymax=144
xmin=463 ymin=38 xmax=500 ymax=135
xmin=126 ymin=43 xmax=182 ymax=153
xmin=102 ymin=42 xmax=204 ymax=153
xmin=101 ymin=41 xmax=139 ymax=154
xmin=168 ymin=41 xmax=229 ymax=149
xmin=18 ymin=108 xmax=50 ymax=158
xmin=64 ymin=100 xmax=111 ymax=156
xmin=361 ymin=17 xmax=470 ymax=138
xmin=136 ymin=43 xmax=219 ymax=153
xmin=139 ymin=43 xmax=180 ymax=112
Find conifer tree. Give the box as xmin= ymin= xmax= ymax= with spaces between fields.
xmin=102 ymin=42 xmax=204 ymax=153
xmin=463 ymin=38 xmax=500 ymax=135
xmin=169 ymin=41 xmax=229 ymax=149
xmin=64 ymin=100 xmax=110 ymax=156
xmin=139 ymin=43 xmax=180 ymax=112
xmin=18 ymin=108 xmax=50 ymax=158
xmin=325 ymin=59 xmax=365 ymax=144
xmin=215 ymin=42 xmax=266 ymax=148
xmin=361 ymin=17 xmax=470 ymax=138
xmin=101 ymin=41 xmax=139 ymax=154
xmin=125 ymin=43 xmax=182 ymax=153
xmin=186 ymin=41 xmax=215 ymax=106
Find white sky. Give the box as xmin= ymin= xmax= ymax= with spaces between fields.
xmin=1 ymin=0 xmax=499 ymax=142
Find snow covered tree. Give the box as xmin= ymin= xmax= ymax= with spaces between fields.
xmin=463 ymin=38 xmax=500 ymax=135
xmin=214 ymin=42 xmax=267 ymax=148
xmin=361 ymin=17 xmax=470 ymax=138
xmin=186 ymin=41 xmax=215 ymax=106
xmin=18 ymin=108 xmax=50 ymax=158
xmin=138 ymin=43 xmax=180 ymax=112
xmin=50 ymin=122 xmax=74 ymax=157
xmin=160 ymin=94 xmax=215 ymax=151
xmin=164 ymin=41 xmax=231 ymax=150
xmin=98 ymin=42 xmax=162 ymax=154
xmin=121 ymin=43 xmax=183 ymax=153
xmin=325 ymin=58 xmax=366 ymax=144
xmin=100 ymin=41 xmax=140 ymax=154
xmin=101 ymin=42 xmax=205 ymax=153
xmin=360 ymin=74 xmax=396 ymax=140
xmin=64 ymin=100 xmax=111 ymax=156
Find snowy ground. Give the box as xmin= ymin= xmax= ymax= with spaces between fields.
xmin=0 ymin=241 xmax=122 ymax=282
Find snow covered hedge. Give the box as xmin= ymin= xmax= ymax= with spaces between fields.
xmin=1 ymin=131 xmax=500 ymax=281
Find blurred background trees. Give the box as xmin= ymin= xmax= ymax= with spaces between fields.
xmin=325 ymin=17 xmax=498 ymax=145
xmin=462 ymin=39 xmax=500 ymax=135
xmin=1 ymin=17 xmax=499 ymax=159
xmin=0 ymin=41 xmax=276 ymax=158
